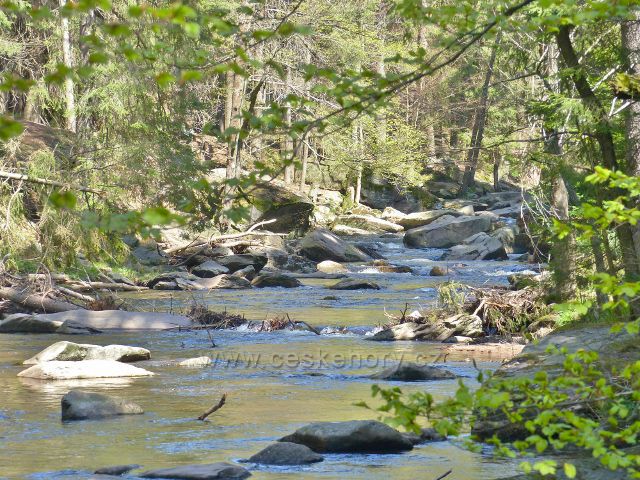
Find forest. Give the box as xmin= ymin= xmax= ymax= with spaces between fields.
xmin=1 ymin=0 xmax=640 ymax=479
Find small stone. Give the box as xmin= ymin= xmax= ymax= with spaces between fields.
xmin=430 ymin=265 xmax=447 ymax=276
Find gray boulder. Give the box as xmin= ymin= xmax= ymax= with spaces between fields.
xmin=443 ymin=232 xmax=508 ymax=261
xmin=192 ymin=260 xmax=229 ymax=278
xmin=196 ymin=274 xmax=251 ymax=289
xmin=398 ymin=209 xmax=463 ymax=229
xmin=381 ymin=206 xmax=407 ymax=224
xmin=335 ymin=214 xmax=404 ymax=233
xmin=299 ymin=229 xmax=370 ymax=262
xmin=94 ymin=464 xmax=141 ymax=475
xmin=217 ymin=254 xmax=268 ymax=273
xmin=17 ymin=360 xmax=154 ymax=380
xmin=370 ymin=363 xmax=456 ymax=381
xmin=141 ymin=463 xmax=251 ymax=479
xmin=0 ymin=314 xmax=62 ymax=333
xmin=23 ymin=341 xmax=150 ymax=365
xmin=280 ymin=420 xmax=413 ymax=453
xmin=250 ymin=273 xmax=301 ymax=288
xmin=403 ymin=215 xmax=492 ymax=248
xmin=329 ymin=279 xmax=380 ymax=290
xmin=132 ymin=246 xmax=165 ymax=266
xmin=366 ymin=314 xmax=483 ymax=342
xmin=247 ymin=442 xmax=323 ymax=465
xmin=62 ymin=390 xmax=144 ymax=421
xmin=332 ymin=224 xmax=373 ymax=236
xmin=231 ymin=265 xmax=256 ymax=280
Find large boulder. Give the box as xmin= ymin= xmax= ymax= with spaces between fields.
xmin=299 ymin=229 xmax=370 ymax=263
xmin=23 ymin=341 xmax=150 ymax=365
xmin=380 ymin=206 xmax=407 ymax=224
xmin=370 ymin=363 xmax=456 ymax=381
xmin=335 ymin=214 xmax=404 ymax=234
xmin=247 ymin=442 xmax=323 ymax=465
xmin=398 ymin=209 xmax=463 ymax=229
xmin=329 ymin=279 xmax=381 ymax=290
xmin=61 ymin=390 xmax=144 ymax=421
xmin=250 ymin=273 xmax=301 ymax=288
xmin=141 ymin=463 xmax=251 ymax=480
xmin=191 ymin=260 xmax=229 ymax=278
xmin=217 ymin=254 xmax=268 ymax=273
xmin=280 ymin=420 xmax=413 ymax=453
xmin=249 ymin=180 xmax=314 ymax=234
xmin=403 ymin=215 xmax=492 ymax=248
xmin=17 ymin=360 xmax=155 ymax=380
xmin=147 ymin=271 xmax=202 ymax=290
xmin=443 ymin=232 xmax=508 ymax=261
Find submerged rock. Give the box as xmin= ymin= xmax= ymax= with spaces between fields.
xmin=62 ymin=390 xmax=143 ymax=421
xmin=404 ymin=215 xmax=492 ymax=249
xmin=298 ymin=229 xmax=370 ymax=263
xmin=18 ymin=360 xmax=154 ymax=380
xmin=178 ymin=356 xmax=211 ymax=367
xmin=94 ymin=464 xmax=141 ymax=475
xmin=280 ymin=420 xmax=413 ymax=453
xmin=23 ymin=341 xmax=150 ymax=365
xmin=140 ymin=463 xmax=251 ymax=479
xmin=329 ymin=278 xmax=381 ymax=290
xmin=247 ymin=442 xmax=323 ymax=465
xmin=429 ymin=265 xmax=447 ymax=276
xmin=250 ymin=273 xmax=301 ymax=288
xmin=370 ymin=363 xmax=456 ymax=381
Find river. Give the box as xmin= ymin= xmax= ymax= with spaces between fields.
xmin=0 ymin=235 xmax=534 ymax=479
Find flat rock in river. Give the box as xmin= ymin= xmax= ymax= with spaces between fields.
xmin=0 ymin=314 xmax=63 ymax=333
xmin=17 ymin=360 xmax=155 ymax=380
xmin=62 ymin=389 xmax=144 ymax=421
xmin=28 ymin=310 xmax=191 ymax=330
xmin=23 ymin=341 xmax=150 ymax=364
xmin=250 ymin=273 xmax=301 ymax=288
xmin=279 ymin=420 xmax=413 ymax=453
xmin=398 ymin=209 xmax=463 ymax=229
xmin=329 ymin=278 xmax=381 ymax=290
xmin=247 ymin=442 xmax=323 ymax=465
xmin=140 ymin=462 xmax=251 ymax=479
xmin=370 ymin=362 xmax=456 ymax=381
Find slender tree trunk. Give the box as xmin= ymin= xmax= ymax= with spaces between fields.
xmin=622 ymin=12 xmax=640 ymax=263
xmin=353 ymin=123 xmax=363 ymax=204
xmin=556 ymin=25 xmax=640 ymax=281
xmin=60 ymin=0 xmax=76 ymax=132
xmin=224 ymin=71 xmax=234 ymax=133
xmin=460 ymin=36 xmax=500 ymax=193
xmin=590 ymin=235 xmax=610 ymax=305
xmin=284 ymin=66 xmax=295 ymax=184
xmin=549 ymin=175 xmax=578 ymax=301
xmin=492 ymin=153 xmax=501 ymax=191
xmin=299 ymin=49 xmax=312 ymax=190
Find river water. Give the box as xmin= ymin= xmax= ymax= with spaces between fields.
xmin=0 ymin=235 xmax=534 ymax=479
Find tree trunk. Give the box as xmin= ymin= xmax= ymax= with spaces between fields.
xmin=460 ymin=36 xmax=500 ymax=194
xmin=622 ymin=12 xmax=640 ymax=264
xmin=60 ymin=0 xmax=76 ymax=132
xmin=299 ymin=49 xmax=312 ymax=190
xmin=556 ymin=25 xmax=640 ymax=281
xmin=549 ymin=176 xmax=577 ymax=301
xmin=493 ymin=152 xmax=501 ymax=191
xmin=284 ymin=66 xmax=295 ymax=184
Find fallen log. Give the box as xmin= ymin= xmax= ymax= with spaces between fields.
xmin=66 ymin=282 xmax=148 ymax=292
xmin=197 ymin=393 xmax=227 ymax=421
xmin=57 ymin=286 xmax=95 ymax=303
xmin=0 ymin=287 xmax=83 ymax=313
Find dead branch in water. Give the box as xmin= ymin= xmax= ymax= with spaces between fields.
xmin=197 ymin=393 xmax=227 ymax=421
xmin=434 ymin=470 xmax=452 ymax=480
xmin=187 ymin=305 xmax=245 ymax=329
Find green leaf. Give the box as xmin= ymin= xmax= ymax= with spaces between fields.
xmin=563 ymin=463 xmax=577 ymax=478
xmin=49 ymin=190 xmax=77 ymax=209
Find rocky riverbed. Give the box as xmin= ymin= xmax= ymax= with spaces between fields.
xmin=0 ymin=194 xmax=544 ymax=479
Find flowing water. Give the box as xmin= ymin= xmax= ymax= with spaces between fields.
xmin=0 ymin=235 xmax=534 ymax=479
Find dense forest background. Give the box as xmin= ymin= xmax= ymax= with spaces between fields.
xmin=1 ymin=0 xmax=639 ymax=304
